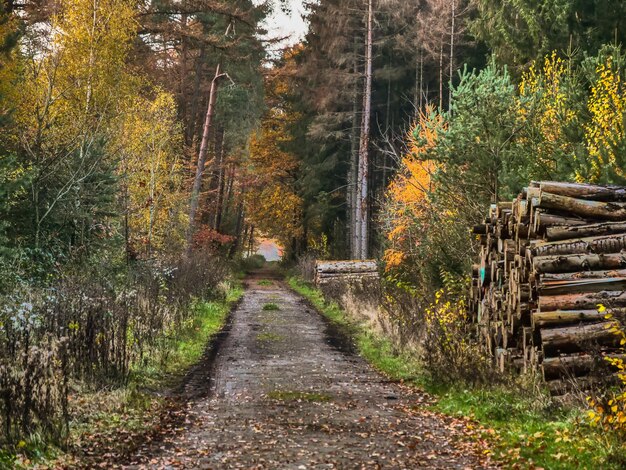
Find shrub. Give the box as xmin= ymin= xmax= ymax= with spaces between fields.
xmin=238 ymin=254 xmax=266 ymax=272
xmin=0 ymin=250 xmax=229 ymax=446
xmin=587 ymin=313 xmax=626 ymax=434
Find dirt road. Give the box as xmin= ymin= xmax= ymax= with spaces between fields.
xmin=125 ymin=277 xmax=493 ymax=469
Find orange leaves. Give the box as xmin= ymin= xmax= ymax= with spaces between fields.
xmin=383 ymin=249 xmax=406 ymax=270
xmin=384 ymin=109 xmax=442 ymax=270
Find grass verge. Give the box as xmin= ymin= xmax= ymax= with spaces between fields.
xmin=3 ymin=282 xmax=244 ymax=469
xmin=288 ymin=276 xmax=626 ymax=469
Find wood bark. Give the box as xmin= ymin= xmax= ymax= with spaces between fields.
xmin=188 ymin=64 xmax=226 ymax=248
xmin=540 ymin=322 xmax=619 ymax=350
xmin=539 ymin=192 xmax=626 ymax=221
xmin=540 ymin=269 xmax=626 ymax=281
xmin=349 ymin=36 xmax=361 ymax=258
xmin=546 ymin=221 xmax=626 ymax=241
xmin=542 ymin=353 xmax=626 ymax=379
xmin=316 ymin=260 xmax=378 ymax=274
xmin=537 ymin=181 xmax=626 ymax=201
xmin=448 ymin=0 xmax=455 ymax=112
xmin=355 ymin=0 xmax=373 ymax=260
xmin=469 ymin=180 xmax=626 ymax=386
xmin=538 ymin=277 xmax=626 ymax=295
xmin=533 ymin=253 xmax=626 ymax=274
xmin=532 ymin=309 xmax=621 ymax=327
xmin=533 ymin=210 xmax=590 ymax=232
xmin=533 ymin=234 xmax=626 ymax=257
xmin=539 ymin=291 xmax=626 ymax=311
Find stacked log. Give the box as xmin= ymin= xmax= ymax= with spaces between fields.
xmin=469 ymin=182 xmax=626 ymax=391
xmin=315 ymin=260 xmax=379 ymax=286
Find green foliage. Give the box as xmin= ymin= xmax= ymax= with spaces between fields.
xmin=470 ymin=0 xmax=626 ymax=71
xmin=130 ymin=282 xmax=243 ymax=389
xmin=262 ymin=303 xmax=280 ymax=311
xmin=238 ymin=254 xmax=266 ymax=272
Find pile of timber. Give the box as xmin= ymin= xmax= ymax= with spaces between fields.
xmin=469 ymin=181 xmax=626 ymax=392
xmin=315 ymin=260 xmax=379 ymax=286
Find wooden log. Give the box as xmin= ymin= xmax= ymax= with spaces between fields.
xmin=539 ymin=192 xmax=626 ymax=221
xmin=542 ymin=353 xmax=626 ymax=379
xmin=532 ymin=309 xmax=617 ymax=327
xmin=546 ymin=221 xmax=626 ymax=241
xmin=533 ymin=210 xmax=591 ymax=234
xmin=539 ymin=290 xmax=626 ymax=311
xmin=317 ymin=272 xmax=380 ymax=280
xmin=315 ymin=260 xmax=378 ymax=274
xmin=538 ymin=277 xmax=626 ymax=295
xmin=533 ymin=253 xmax=626 ymax=274
xmin=547 ymin=374 xmax=621 ymax=395
xmin=537 ymin=181 xmax=626 ymax=201
xmin=533 ymin=234 xmax=626 ymax=257
xmin=540 ymin=269 xmax=626 ymax=281
xmin=540 ymin=321 xmax=620 ymax=350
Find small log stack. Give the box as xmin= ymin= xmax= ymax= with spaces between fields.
xmin=315 ymin=260 xmax=379 ymax=286
xmin=469 ymin=181 xmax=626 ymax=392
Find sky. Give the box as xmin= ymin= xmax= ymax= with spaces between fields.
xmin=263 ymin=0 xmax=309 ymax=47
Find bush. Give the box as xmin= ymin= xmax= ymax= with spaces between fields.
xmin=0 ymin=250 xmax=228 ymax=446
xmin=238 ymin=254 xmax=266 ymax=272
xmin=587 ymin=316 xmax=626 ymax=434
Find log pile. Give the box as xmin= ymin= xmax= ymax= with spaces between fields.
xmin=315 ymin=260 xmax=379 ymax=286
xmin=469 ymin=181 xmax=626 ymax=391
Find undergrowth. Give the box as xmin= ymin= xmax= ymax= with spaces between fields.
xmin=288 ymin=276 xmax=626 ymax=469
xmin=1 ymin=282 xmax=243 ymax=469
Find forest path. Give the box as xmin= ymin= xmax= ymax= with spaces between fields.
xmin=124 ymin=273 xmax=493 ymax=469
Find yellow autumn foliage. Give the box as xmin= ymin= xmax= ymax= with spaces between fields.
xmin=587 ymin=307 xmax=626 ymax=434
xmin=518 ymin=51 xmax=577 ymax=173
xmin=117 ymin=91 xmax=187 ymax=254
xmin=583 ymin=57 xmax=626 ymax=182
xmin=383 ymin=108 xmax=442 ymax=270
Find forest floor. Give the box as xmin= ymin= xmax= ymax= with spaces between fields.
xmin=115 ymin=271 xmax=495 ymax=469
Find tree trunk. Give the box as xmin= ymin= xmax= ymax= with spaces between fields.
xmin=349 ymin=36 xmax=361 ymax=258
xmin=355 ymin=0 xmax=373 ymax=260
xmin=316 ymin=260 xmax=378 ymax=274
xmin=188 ymin=64 xmax=223 ymax=248
xmin=448 ymin=0 xmax=455 ymax=112
xmin=540 ymin=269 xmax=626 ymax=281
xmin=186 ymin=45 xmax=207 ymax=148
xmin=211 ymin=127 xmax=225 ymax=230
xmin=438 ymin=40 xmax=444 ymax=110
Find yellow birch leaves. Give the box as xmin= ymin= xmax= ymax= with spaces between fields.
xmin=584 ymin=58 xmax=626 ymax=182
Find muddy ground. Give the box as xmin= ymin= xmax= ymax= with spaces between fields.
xmin=122 ymin=275 xmax=495 ymax=469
